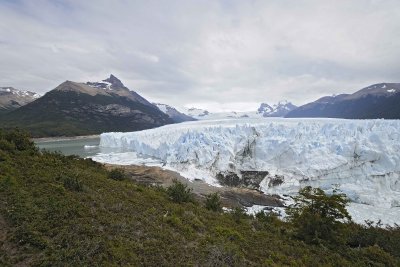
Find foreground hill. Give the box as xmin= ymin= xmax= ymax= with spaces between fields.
xmin=0 ymin=75 xmax=172 ymax=137
xmin=286 ymin=83 xmax=400 ymax=119
xmin=0 ymin=130 xmax=399 ymax=266
xmin=0 ymin=87 xmax=40 ymax=114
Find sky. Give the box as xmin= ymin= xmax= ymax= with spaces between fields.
xmin=1 ymin=0 xmax=400 ymax=112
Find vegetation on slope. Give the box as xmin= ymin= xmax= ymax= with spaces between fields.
xmin=0 ymin=129 xmax=399 ymax=266
xmin=0 ymin=90 xmax=172 ymax=137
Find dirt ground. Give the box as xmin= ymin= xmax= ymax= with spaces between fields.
xmin=104 ymin=164 xmax=284 ymax=209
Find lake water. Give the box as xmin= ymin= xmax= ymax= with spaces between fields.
xmin=35 ymin=136 xmax=129 ymax=158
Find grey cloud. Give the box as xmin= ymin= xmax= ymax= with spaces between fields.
xmin=1 ymin=0 xmax=400 ymax=111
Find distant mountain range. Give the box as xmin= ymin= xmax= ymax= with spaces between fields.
xmin=2 ymin=78 xmax=399 ymax=137
xmin=186 ymin=101 xmax=297 ymax=120
xmin=0 ymin=87 xmax=40 ymax=113
xmin=0 ymin=75 xmax=175 ymax=137
xmin=153 ymin=103 xmax=196 ymax=123
xmin=286 ymin=83 xmax=400 ymax=119
xmin=257 ymin=101 xmax=298 ymax=117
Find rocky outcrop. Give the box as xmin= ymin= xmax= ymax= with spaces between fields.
xmin=216 ymin=170 xmax=269 ymax=190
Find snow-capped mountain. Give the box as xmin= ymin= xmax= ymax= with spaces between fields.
xmin=0 ymin=87 xmax=40 ymax=113
xmin=154 ymin=103 xmax=196 ymax=123
xmin=257 ymin=101 xmax=297 ymax=117
xmin=185 ymin=101 xmax=297 ymax=120
xmin=186 ymin=107 xmax=211 ymax=118
xmin=186 ymin=108 xmax=250 ymax=120
xmin=286 ymin=83 xmax=400 ymax=119
xmin=85 ymin=74 xmax=153 ymax=107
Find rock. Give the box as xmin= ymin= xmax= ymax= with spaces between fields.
xmin=216 ymin=170 xmax=269 ymax=189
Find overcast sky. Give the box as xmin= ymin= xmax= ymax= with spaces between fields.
xmin=1 ymin=0 xmax=400 ymax=112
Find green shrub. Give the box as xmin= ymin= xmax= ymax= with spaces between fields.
xmin=62 ymin=176 xmax=83 ymax=192
xmin=255 ymin=210 xmax=281 ymax=225
xmin=230 ymin=207 xmax=247 ymax=224
xmin=287 ymin=186 xmax=351 ymax=244
xmin=3 ymin=129 xmax=37 ymax=153
xmin=0 ymin=139 xmax=15 ymax=153
xmin=215 ymin=226 xmax=244 ymax=242
xmin=14 ymin=226 xmax=48 ymax=249
xmin=205 ymin=193 xmax=222 ymax=212
xmin=203 ymin=243 xmax=245 ymax=266
xmin=108 ymin=168 xmax=126 ymax=181
xmin=348 ymin=222 xmax=400 ymax=258
xmin=361 ymin=245 xmax=398 ymax=266
xmin=166 ymin=179 xmax=193 ymax=203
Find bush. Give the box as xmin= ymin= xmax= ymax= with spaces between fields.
xmin=255 ymin=210 xmax=281 ymax=225
xmin=205 ymin=193 xmax=222 ymax=212
xmin=62 ymin=176 xmax=83 ymax=192
xmin=0 ymin=139 xmax=16 ymax=153
xmin=203 ymin=244 xmax=245 ymax=266
xmin=230 ymin=207 xmax=247 ymax=224
xmin=287 ymin=186 xmax=351 ymax=244
xmin=166 ymin=179 xmax=193 ymax=203
xmin=2 ymin=129 xmax=37 ymax=153
xmin=108 ymin=168 xmax=126 ymax=181
xmin=348 ymin=222 xmax=400 ymax=258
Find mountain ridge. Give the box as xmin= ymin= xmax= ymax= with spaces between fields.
xmin=0 ymin=75 xmax=173 ymax=137
xmin=153 ymin=103 xmax=196 ymax=123
xmin=185 ymin=101 xmax=297 ymax=120
xmin=0 ymin=87 xmax=40 ymax=113
xmin=286 ymin=83 xmax=400 ymax=119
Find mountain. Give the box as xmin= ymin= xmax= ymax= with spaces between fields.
xmin=0 ymin=87 xmax=40 ymax=113
xmin=186 ymin=108 xmax=251 ymax=120
xmin=86 ymin=74 xmax=153 ymax=107
xmin=186 ymin=107 xmax=211 ymax=118
xmin=257 ymin=101 xmax=297 ymax=117
xmin=186 ymin=101 xmax=296 ymax=120
xmin=286 ymin=83 xmax=400 ymax=119
xmin=153 ymin=103 xmax=196 ymax=123
xmin=0 ymin=75 xmax=173 ymax=137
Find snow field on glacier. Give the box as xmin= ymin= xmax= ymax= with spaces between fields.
xmin=97 ymin=118 xmax=400 ymax=225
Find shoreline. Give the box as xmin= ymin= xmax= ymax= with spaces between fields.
xmin=33 ymin=134 xmax=100 ymax=143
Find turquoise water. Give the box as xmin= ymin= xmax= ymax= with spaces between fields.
xmin=35 ymin=136 xmax=127 ymax=158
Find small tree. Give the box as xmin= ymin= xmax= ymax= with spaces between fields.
xmin=205 ymin=193 xmax=222 ymax=212
xmin=108 ymin=168 xmax=126 ymax=181
xmin=167 ymin=179 xmax=193 ymax=203
xmin=287 ymin=186 xmax=351 ymax=244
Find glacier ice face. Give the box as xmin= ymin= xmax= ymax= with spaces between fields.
xmin=99 ymin=118 xmax=400 ymax=222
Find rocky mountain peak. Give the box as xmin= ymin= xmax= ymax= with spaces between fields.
xmin=103 ymin=74 xmax=125 ymax=88
xmin=0 ymin=87 xmax=40 ymax=112
xmin=85 ymin=74 xmax=126 ymax=90
xmin=258 ymin=101 xmax=297 ymax=117
xmin=153 ymin=103 xmax=196 ymax=123
xmin=257 ymin=103 xmax=273 ymax=114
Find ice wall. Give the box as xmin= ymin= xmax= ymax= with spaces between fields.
xmin=100 ymin=118 xmax=400 ymax=209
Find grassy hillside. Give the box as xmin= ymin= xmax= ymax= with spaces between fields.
xmin=0 ymin=129 xmax=399 ymax=266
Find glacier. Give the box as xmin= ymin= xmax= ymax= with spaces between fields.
xmin=97 ymin=118 xmax=400 ymax=225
